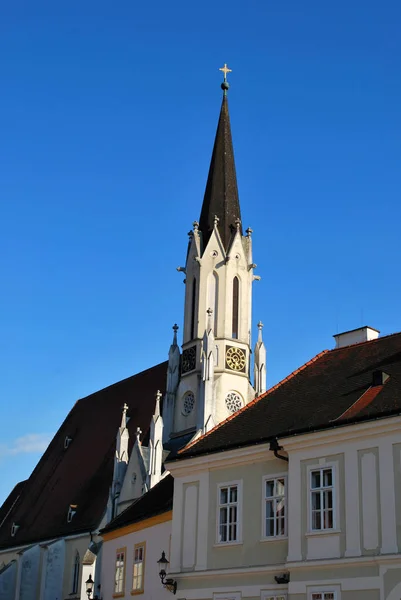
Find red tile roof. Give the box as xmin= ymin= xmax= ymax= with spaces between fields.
xmin=0 ymin=362 xmax=167 ymax=550
xmin=175 ymin=332 xmax=401 ymax=460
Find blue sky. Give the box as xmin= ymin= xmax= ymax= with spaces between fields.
xmin=0 ymin=0 xmax=400 ymax=504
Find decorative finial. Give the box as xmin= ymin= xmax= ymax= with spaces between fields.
xmin=246 ymin=227 xmax=253 ymax=238
xmin=154 ymin=390 xmax=162 ymax=418
xmin=214 ymin=214 xmax=220 ymax=228
xmin=257 ymin=321 xmax=264 ymax=342
xmin=120 ymin=403 xmax=129 ymax=428
xmin=193 ymin=220 xmax=199 ymax=232
xmin=172 ymin=323 xmax=178 ymax=344
xmin=206 ymin=307 xmax=213 ymax=331
xmin=219 ymin=63 xmax=232 ymax=94
xmin=235 ymin=217 xmax=241 ymax=232
xmin=136 ymin=426 xmax=142 ymax=442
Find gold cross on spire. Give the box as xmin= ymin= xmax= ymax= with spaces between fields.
xmin=219 ymin=63 xmax=232 ymax=82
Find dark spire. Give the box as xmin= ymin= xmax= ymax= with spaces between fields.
xmin=199 ymin=69 xmax=242 ymax=252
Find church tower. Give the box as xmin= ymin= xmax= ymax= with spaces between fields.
xmin=163 ymin=66 xmax=266 ymax=441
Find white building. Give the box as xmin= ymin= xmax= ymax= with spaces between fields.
xmin=167 ymin=326 xmax=401 ymax=600
xmin=100 ymin=475 xmax=173 ymax=600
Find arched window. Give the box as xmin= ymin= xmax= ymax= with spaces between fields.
xmin=232 ymin=276 xmax=239 ymax=339
xmin=207 ymin=272 xmax=218 ymax=335
xmin=72 ymin=551 xmax=80 ymax=594
xmin=190 ymin=278 xmax=197 ymax=340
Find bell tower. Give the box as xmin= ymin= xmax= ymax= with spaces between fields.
xmin=163 ymin=66 xmax=266 ymax=441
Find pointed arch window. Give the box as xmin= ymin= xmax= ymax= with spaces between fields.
xmin=232 ymin=276 xmax=239 ymax=339
xmin=207 ymin=272 xmax=218 ymax=335
xmin=190 ymin=278 xmax=197 ymax=340
xmin=72 ymin=551 xmax=80 ymax=594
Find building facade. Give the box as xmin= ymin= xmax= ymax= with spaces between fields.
xmin=100 ymin=475 xmax=173 ymax=600
xmin=167 ymin=328 xmax=401 ymax=600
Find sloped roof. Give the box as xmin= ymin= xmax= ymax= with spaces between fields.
xmin=0 ymin=481 xmax=26 ymax=531
xmin=199 ymin=93 xmax=242 ymax=252
xmin=176 ymin=332 xmax=401 ymax=459
xmin=0 ymin=362 xmax=167 ymax=550
xmin=101 ymin=474 xmax=173 ymax=534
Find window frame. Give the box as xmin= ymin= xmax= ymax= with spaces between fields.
xmin=307 ymin=464 xmax=337 ymax=533
xmin=216 ymin=480 xmax=243 ymax=546
xmin=261 ymin=592 xmax=288 ymax=600
xmin=214 ymin=592 xmax=241 ymax=600
xmin=308 ymin=588 xmax=339 ymax=600
xmin=131 ymin=541 xmax=146 ymax=595
xmin=113 ymin=546 xmax=127 ymax=598
xmin=261 ymin=474 xmax=287 ymax=540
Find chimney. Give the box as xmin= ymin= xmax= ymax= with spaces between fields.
xmin=333 ymin=326 xmax=380 ymax=349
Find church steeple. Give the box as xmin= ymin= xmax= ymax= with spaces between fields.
xmin=163 ymin=66 xmax=262 ymax=441
xmin=199 ymin=68 xmax=242 ymax=253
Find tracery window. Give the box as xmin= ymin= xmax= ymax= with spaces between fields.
xmin=72 ymin=551 xmax=80 ymax=594
xmin=232 ymin=277 xmax=239 ymax=339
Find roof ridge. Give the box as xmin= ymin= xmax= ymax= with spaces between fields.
xmin=178 ymin=349 xmax=329 ymax=455
xmin=76 ymin=360 xmax=167 ymax=403
xmin=328 ymin=330 xmax=401 ymax=353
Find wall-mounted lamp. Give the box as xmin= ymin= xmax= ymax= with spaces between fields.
xmin=85 ymin=574 xmax=94 ymax=599
xmin=274 ymin=573 xmax=290 ymax=584
xmin=157 ymin=551 xmax=177 ymax=594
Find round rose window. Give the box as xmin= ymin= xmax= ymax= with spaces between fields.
xmin=225 ymin=392 xmax=243 ymax=414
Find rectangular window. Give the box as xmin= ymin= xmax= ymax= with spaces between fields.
xmin=132 ymin=543 xmax=146 ymax=594
xmin=264 ymin=476 xmax=286 ymax=537
xmin=218 ymin=483 xmax=240 ymax=543
xmin=310 ymin=467 xmax=334 ymax=531
xmin=114 ymin=548 xmax=126 ymax=596
xmin=263 ymin=596 xmax=287 ymax=600
xmin=311 ymin=593 xmax=335 ymax=600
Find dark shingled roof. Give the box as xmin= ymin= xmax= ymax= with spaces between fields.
xmin=175 ymin=332 xmax=401 ymax=459
xmin=0 ymin=362 xmax=167 ymax=550
xmin=199 ymin=93 xmax=242 ymax=252
xmin=101 ymin=474 xmax=173 ymax=534
xmin=0 ymin=481 xmax=26 ymax=530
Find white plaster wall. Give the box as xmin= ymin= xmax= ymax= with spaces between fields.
xmin=174 ymin=372 xmax=199 ymax=434
xmin=361 ymin=451 xmax=379 ymax=551
xmin=41 ymin=539 xmax=65 ymax=600
xmin=119 ymin=444 xmax=148 ymax=511
xmin=334 ymin=327 xmax=379 ymax=348
xmin=101 ymin=520 xmax=172 ymax=600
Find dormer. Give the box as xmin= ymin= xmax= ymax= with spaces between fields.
xmin=67 ymin=504 xmax=77 ymax=523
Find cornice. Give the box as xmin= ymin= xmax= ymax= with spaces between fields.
xmin=281 ymin=415 xmax=401 ymax=451
xmin=168 ymin=415 xmax=401 ymax=477
xmin=167 ymin=443 xmax=273 ymax=477
xmin=101 ymin=511 xmax=172 ymax=542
